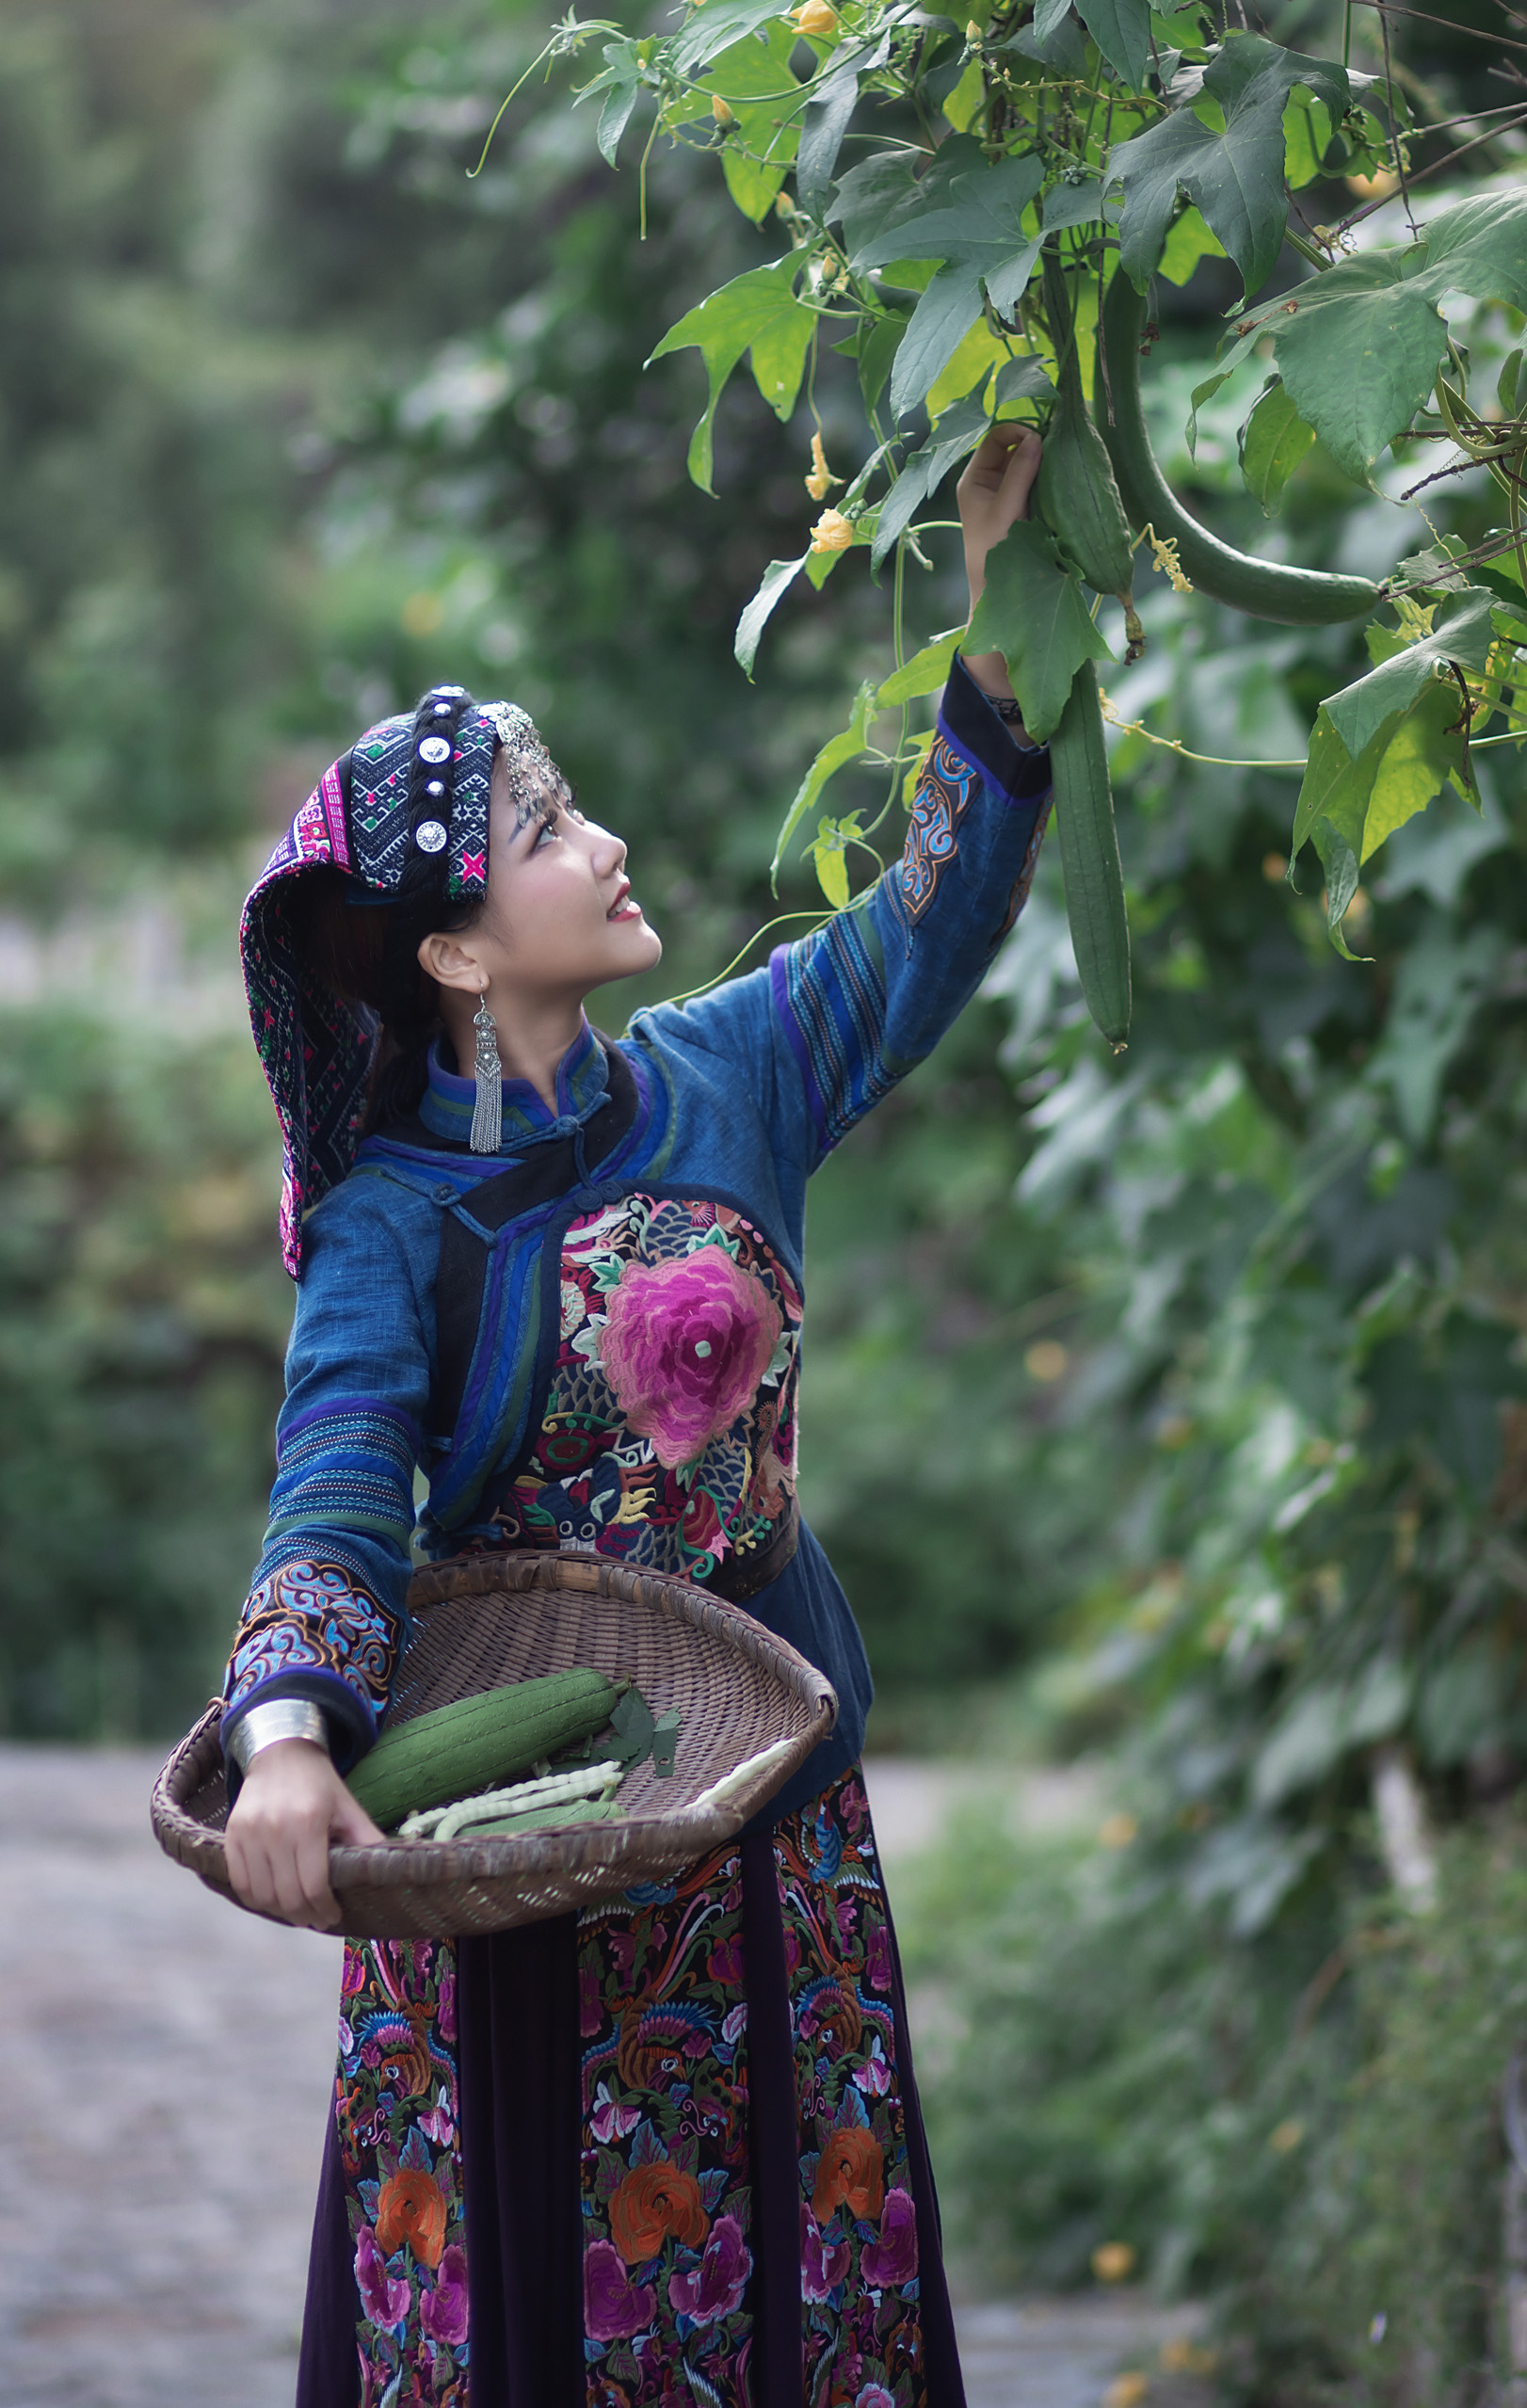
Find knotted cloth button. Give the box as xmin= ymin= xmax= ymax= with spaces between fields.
xmin=414 ymin=820 xmax=448 ymax=853
xmin=417 ymin=735 xmax=452 ymax=765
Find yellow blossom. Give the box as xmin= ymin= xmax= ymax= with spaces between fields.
xmin=1346 ymin=167 xmax=1398 ymax=201
xmin=1269 ymin=2119 xmax=1305 ymax=2155
xmin=712 ymin=94 xmax=736 ymax=127
xmin=1144 ymin=522 xmax=1193 ymax=595
xmin=1161 ymin=2338 xmax=1217 ymax=2375
xmin=804 ymin=431 xmax=841 ymax=501
xmin=1104 ymin=2377 xmax=1149 ymax=2408
xmin=1093 ymin=2239 xmax=1137 ymax=2281
xmin=1098 ymin=1812 xmax=1137 ymax=1850
xmin=790 ymin=0 xmax=839 ymax=31
xmin=810 ymin=507 xmax=855 ymax=554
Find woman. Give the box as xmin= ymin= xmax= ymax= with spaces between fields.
xmin=223 ymin=423 xmax=1049 ymax=2406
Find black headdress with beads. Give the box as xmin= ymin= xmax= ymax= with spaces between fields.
xmin=240 ymin=682 xmax=555 ymax=1276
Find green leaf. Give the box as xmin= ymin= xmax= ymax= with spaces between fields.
xmin=881 ymin=266 xmax=985 ymax=423
xmin=1073 ymin=0 xmax=1151 ymax=90
xmin=735 ymin=554 xmax=807 ymax=678
xmin=577 ymin=39 xmax=646 ymax=164
xmin=1294 ymin=680 xmax=1476 ymax=947
xmin=1253 ymin=189 xmax=1527 ymax=483
xmin=830 ymin=147 xmax=922 ymax=258
xmin=1157 ymin=203 xmax=1226 ymax=285
xmin=876 ymin=630 xmax=962 ymax=704
xmin=855 ymin=150 xmax=1045 ymax=313
xmin=834 ymin=310 xmax=908 ymax=416
xmin=670 ymin=0 xmax=791 ymax=77
xmin=997 ymin=11 xmax=1085 ymax=72
xmin=853 ymin=151 xmax=1045 ymax=418
xmin=1363 ymin=678 xmax=1475 ymax=851
xmin=965 ymin=520 xmax=1113 ymax=744
xmin=994 ymin=355 xmax=1055 ymax=409
xmin=1040 ymin=177 xmax=1109 ymax=233
xmin=940 ymin=52 xmax=987 ymax=132
xmin=1107 ymin=33 xmax=1350 ymax=297
xmin=1323 ymin=589 xmax=1494 ymax=760
xmin=650 ymin=258 xmax=813 ymax=492
xmin=597 ymin=79 xmax=641 ymax=165
xmin=807 ymin=812 xmax=862 ymax=907
xmin=705 ymin=24 xmax=804 ymax=223
xmin=1262 ymin=271 xmax=1448 ymax=488
xmin=1238 ymin=377 xmax=1316 ymax=516
xmin=771 ymin=682 xmax=877 ymax=883
xmin=796 ymin=65 xmax=861 ymax=217
xmin=1184 ymin=317 xmax=1264 ymax=457
xmin=871 ymin=388 xmax=990 ymax=568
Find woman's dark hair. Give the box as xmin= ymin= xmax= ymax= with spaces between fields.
xmin=297 ymin=868 xmax=484 ymax=1133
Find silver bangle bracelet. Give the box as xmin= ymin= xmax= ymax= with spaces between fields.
xmin=226 ymin=1697 xmax=330 ymax=1774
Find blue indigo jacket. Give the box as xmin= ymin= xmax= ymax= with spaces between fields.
xmin=222 ymin=660 xmax=1052 ymax=1822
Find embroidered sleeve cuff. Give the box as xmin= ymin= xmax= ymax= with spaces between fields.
xmin=942 ymin=653 xmax=1052 ymax=802
xmin=221 ymin=1557 xmax=399 ymax=1794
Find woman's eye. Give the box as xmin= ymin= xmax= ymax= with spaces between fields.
xmin=533 ymin=816 xmax=559 ymax=848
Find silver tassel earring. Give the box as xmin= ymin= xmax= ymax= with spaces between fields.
xmin=470 ymin=987 xmax=502 ymax=1154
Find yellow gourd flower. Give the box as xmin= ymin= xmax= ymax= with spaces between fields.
xmin=810 ymin=507 xmax=855 ymax=553
xmin=1092 ymin=2241 xmax=1137 ymax=2283
xmin=804 ymin=431 xmax=840 ymax=501
xmin=790 ymin=1 xmax=839 ymax=33
xmin=712 ymin=94 xmax=736 ymax=127
xmin=1145 ymin=524 xmax=1193 ymax=594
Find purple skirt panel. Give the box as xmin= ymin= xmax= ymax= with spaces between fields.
xmin=297 ymin=1766 xmax=966 ymax=2407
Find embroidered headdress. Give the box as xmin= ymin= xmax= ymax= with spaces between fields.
xmin=240 ymin=681 xmax=555 ymax=1276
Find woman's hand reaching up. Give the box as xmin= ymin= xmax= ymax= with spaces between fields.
xmin=956 ymin=424 xmax=1041 ymax=732
xmin=224 ymin=1737 xmax=385 ymax=1930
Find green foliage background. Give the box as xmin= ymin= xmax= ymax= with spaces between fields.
xmin=2 ymin=0 xmax=1525 ymax=2393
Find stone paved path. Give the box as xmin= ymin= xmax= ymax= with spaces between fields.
xmin=0 ymin=1747 xmax=1209 ymax=2408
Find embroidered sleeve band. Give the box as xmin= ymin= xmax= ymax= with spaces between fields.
xmin=263 ymin=1397 xmax=419 ymax=1555
xmin=222 ymin=1558 xmax=402 ymax=1777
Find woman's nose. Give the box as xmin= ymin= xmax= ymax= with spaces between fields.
xmin=589 ymin=822 xmax=626 ymax=873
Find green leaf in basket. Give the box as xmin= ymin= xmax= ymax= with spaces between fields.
xmin=610 ymin=1685 xmax=658 ymax=1766
xmin=652 ymin=1710 xmax=682 ymax=1777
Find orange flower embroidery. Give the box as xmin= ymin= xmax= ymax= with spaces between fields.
xmin=609 ymin=2162 xmax=710 ymax=2264
xmin=375 ymin=2168 xmax=447 ymax=2269
xmin=812 ymin=2127 xmax=884 ymax=2223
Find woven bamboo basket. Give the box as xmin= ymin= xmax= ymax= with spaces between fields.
xmin=151 ymin=1552 xmax=837 ymax=1940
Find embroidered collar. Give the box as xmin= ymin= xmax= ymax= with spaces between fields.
xmin=417 ymin=1016 xmax=610 ymax=1148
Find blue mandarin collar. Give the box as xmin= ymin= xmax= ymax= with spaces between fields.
xmin=419 ymin=1016 xmax=609 ymax=1151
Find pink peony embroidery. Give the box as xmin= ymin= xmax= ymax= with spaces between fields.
xmin=354 ymin=2222 xmax=410 ymax=2332
xmin=667 ymin=2213 xmax=752 ymax=2326
xmin=584 ymin=2239 xmax=657 ymax=2341
xmin=860 ymin=2188 xmax=919 ymax=2288
xmin=418 ymin=2244 xmax=469 ymax=2347
xmin=599 ymin=1247 xmax=783 ymax=1469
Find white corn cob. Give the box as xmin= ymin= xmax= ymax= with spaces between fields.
xmin=400 ymin=1758 xmax=625 ymax=1843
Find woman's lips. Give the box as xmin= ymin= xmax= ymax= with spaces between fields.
xmin=606 ymin=884 xmax=641 ymax=921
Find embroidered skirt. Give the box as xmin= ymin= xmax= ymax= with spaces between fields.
xmin=296 ymin=1766 xmax=966 ymax=2407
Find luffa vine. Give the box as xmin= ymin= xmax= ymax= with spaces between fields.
xmin=499 ymin=0 xmax=1527 ymax=1028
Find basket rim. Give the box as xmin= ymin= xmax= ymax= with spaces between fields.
xmin=149 ymin=1550 xmax=837 ymax=1912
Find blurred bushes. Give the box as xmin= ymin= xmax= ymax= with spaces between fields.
xmin=0 ymin=985 xmax=287 ymax=1737
xmin=898 ymin=1803 xmax=1527 ymax=2403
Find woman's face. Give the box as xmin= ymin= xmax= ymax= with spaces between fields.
xmin=468 ymin=748 xmax=663 ymax=1003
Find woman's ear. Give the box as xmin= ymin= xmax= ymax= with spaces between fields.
xmin=417 ymin=929 xmax=483 ymax=994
